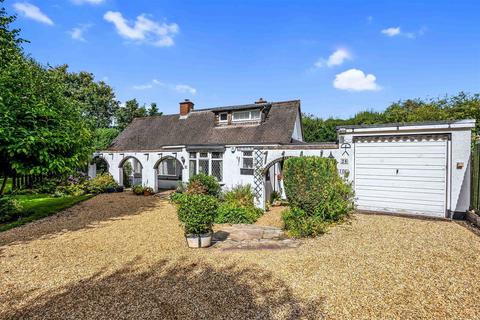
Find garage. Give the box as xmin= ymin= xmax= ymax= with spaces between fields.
xmin=354 ymin=134 xmax=448 ymax=218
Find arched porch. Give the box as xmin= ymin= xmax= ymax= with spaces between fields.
xmin=154 ymin=156 xmax=183 ymax=191
xmin=118 ymin=156 xmax=143 ymax=187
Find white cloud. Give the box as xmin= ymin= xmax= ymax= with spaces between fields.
xmin=68 ymin=24 xmax=91 ymax=42
xmin=174 ymin=84 xmax=197 ymax=95
xmin=104 ymin=11 xmax=179 ymax=47
xmin=13 ymin=2 xmax=53 ymax=25
xmin=333 ymin=69 xmax=381 ymax=92
xmin=133 ymin=79 xmax=197 ymax=95
xmin=381 ymin=27 xmax=401 ymax=37
xmin=72 ymin=0 xmax=105 ymax=4
xmin=314 ymin=49 xmax=351 ymax=68
xmin=381 ymin=26 xmax=426 ymax=39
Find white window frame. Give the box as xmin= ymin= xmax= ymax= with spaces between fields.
xmin=232 ymin=110 xmax=261 ymax=122
xmin=189 ymin=152 xmax=224 ymax=182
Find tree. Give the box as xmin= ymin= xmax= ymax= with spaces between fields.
xmin=115 ymin=99 xmax=147 ymax=130
xmin=148 ymin=102 xmax=162 ymax=116
xmin=0 ymin=3 xmax=91 ymax=195
xmin=92 ymin=128 xmax=120 ymax=151
xmin=51 ymin=65 xmax=120 ymax=129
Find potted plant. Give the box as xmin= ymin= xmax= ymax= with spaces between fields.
xmin=177 ymin=194 xmax=218 ymax=248
xmin=116 ymin=185 xmax=124 ymax=193
xmin=143 ymin=186 xmax=154 ymax=196
xmin=106 ymin=184 xmax=117 ymax=193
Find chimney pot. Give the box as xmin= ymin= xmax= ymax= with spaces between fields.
xmin=255 ymin=98 xmax=266 ymax=104
xmin=179 ymin=99 xmax=194 ymax=116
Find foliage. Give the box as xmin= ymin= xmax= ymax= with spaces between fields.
xmin=132 ymin=185 xmax=144 ymax=195
xmin=50 ymin=65 xmax=120 ymax=130
xmin=282 ymin=157 xmax=354 ymax=237
xmin=188 ymin=174 xmax=221 ymax=197
xmin=115 ymin=99 xmax=147 ymax=130
xmin=0 ymin=197 xmax=25 ymax=223
xmin=148 ymin=102 xmax=162 ymax=116
xmin=0 ymin=193 xmax=92 ymax=231
xmin=170 ymin=192 xmax=187 ymax=204
xmin=270 ymin=191 xmax=281 ymax=204
xmin=223 ymin=185 xmax=255 ymax=207
xmin=302 ymin=92 xmax=480 ymax=142
xmin=84 ymin=173 xmax=118 ymax=194
xmin=92 ymin=127 xmax=120 ymax=151
xmin=186 ymin=180 xmax=207 ymax=195
xmin=0 ymin=7 xmax=91 ymax=193
xmin=282 ymin=207 xmax=327 ymax=237
xmin=177 ymin=194 xmax=218 ymax=234
xmin=215 ymin=201 xmax=262 ymax=224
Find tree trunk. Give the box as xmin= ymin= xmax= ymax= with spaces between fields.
xmin=0 ymin=175 xmax=8 ymax=196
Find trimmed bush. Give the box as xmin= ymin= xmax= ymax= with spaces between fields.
xmin=185 ymin=180 xmax=207 ymax=195
xmin=177 ymin=194 xmax=218 ymax=234
xmin=170 ymin=192 xmax=187 ymax=204
xmin=0 ymin=197 xmax=25 ymax=223
xmin=215 ymin=202 xmax=263 ymax=224
xmin=84 ymin=173 xmax=118 ymax=194
xmin=187 ymin=174 xmax=221 ymax=196
xmin=282 ymin=156 xmax=354 ymax=237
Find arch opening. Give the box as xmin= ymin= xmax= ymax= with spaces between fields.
xmin=90 ymin=156 xmax=109 ymax=178
xmin=154 ymin=156 xmax=183 ymax=191
xmin=119 ymin=156 xmax=143 ymax=187
xmin=262 ymin=156 xmax=298 ymax=206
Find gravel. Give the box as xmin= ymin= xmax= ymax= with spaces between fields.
xmin=1 ymin=193 xmax=479 ymax=319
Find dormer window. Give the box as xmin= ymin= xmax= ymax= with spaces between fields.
xmin=232 ymin=110 xmax=261 ymax=122
xmin=219 ymin=112 xmax=228 ymax=122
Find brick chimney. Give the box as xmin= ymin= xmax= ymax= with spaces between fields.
xmin=179 ymin=99 xmax=194 ymax=116
xmin=255 ymin=98 xmax=266 ymax=104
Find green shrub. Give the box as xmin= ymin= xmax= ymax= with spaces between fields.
xmin=132 ymin=185 xmax=144 ymax=195
xmin=170 ymin=192 xmax=187 ymax=204
xmin=282 ymin=207 xmax=327 ymax=237
xmin=0 ymin=197 xmax=25 ymax=223
xmin=269 ymin=191 xmax=281 ymax=204
xmin=56 ymin=184 xmax=85 ymax=196
xmin=33 ymin=180 xmax=57 ymax=194
xmin=188 ymin=174 xmax=221 ymax=197
xmin=215 ymin=201 xmax=262 ymax=224
xmin=283 ymin=157 xmax=354 ymax=219
xmin=185 ymin=180 xmax=207 ymax=195
xmin=143 ymin=186 xmax=154 ymax=194
xmin=223 ymin=185 xmax=255 ymax=207
xmin=177 ymin=194 xmax=218 ymax=234
xmin=84 ymin=173 xmax=118 ymax=194
xmin=282 ymin=157 xmax=354 ymax=237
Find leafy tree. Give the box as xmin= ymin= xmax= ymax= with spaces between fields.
xmin=0 ymin=3 xmax=91 ymax=194
xmin=148 ymin=102 xmax=162 ymax=116
xmin=51 ymin=65 xmax=120 ymax=129
xmin=115 ymin=99 xmax=147 ymax=130
xmin=92 ymin=128 xmax=120 ymax=151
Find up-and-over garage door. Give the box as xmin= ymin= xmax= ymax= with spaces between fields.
xmin=354 ymin=134 xmax=448 ymax=218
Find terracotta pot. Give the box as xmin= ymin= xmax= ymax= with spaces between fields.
xmin=185 ymin=233 xmax=212 ymax=248
xmin=143 ymin=191 xmax=151 ymax=196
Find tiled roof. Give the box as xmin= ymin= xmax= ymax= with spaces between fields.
xmin=106 ymin=100 xmax=300 ymax=151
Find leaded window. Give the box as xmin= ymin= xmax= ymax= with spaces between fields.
xmin=211 ymin=152 xmax=223 ymax=181
xmin=240 ymin=151 xmax=254 ymax=175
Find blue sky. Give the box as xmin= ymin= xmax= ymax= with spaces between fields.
xmin=9 ymin=0 xmax=480 ymax=117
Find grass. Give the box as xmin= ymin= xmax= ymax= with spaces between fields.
xmin=0 ymin=178 xmax=12 ymax=194
xmin=0 ymin=193 xmax=94 ymax=232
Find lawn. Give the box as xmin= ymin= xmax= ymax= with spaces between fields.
xmin=0 ymin=193 xmax=93 ymax=232
xmin=0 ymin=193 xmax=479 ymax=319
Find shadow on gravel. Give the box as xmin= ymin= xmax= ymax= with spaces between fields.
xmin=4 ymin=257 xmax=324 ymax=320
xmin=0 ymin=193 xmax=160 ymax=247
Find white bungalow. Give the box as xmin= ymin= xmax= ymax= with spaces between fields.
xmin=89 ymin=98 xmax=475 ymax=219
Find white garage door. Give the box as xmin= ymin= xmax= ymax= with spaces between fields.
xmin=354 ymin=134 xmax=448 ymax=218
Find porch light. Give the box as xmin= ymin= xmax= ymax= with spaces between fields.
xmin=181 ymin=156 xmax=185 ymax=164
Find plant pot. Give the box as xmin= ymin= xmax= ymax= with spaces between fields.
xmin=185 ymin=233 xmax=212 ymax=248
xmin=143 ymin=191 xmax=151 ymax=196
xmin=106 ymin=187 xmax=116 ymax=193
xmin=116 ymin=186 xmax=124 ymax=193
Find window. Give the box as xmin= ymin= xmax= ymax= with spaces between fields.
xmin=232 ymin=110 xmax=261 ymax=122
xmin=240 ymin=151 xmax=254 ymax=175
xmin=158 ymin=158 xmax=177 ymax=176
xmin=189 ymin=152 xmax=223 ymax=181
xmin=211 ymin=152 xmax=223 ymax=181
xmin=219 ymin=112 xmax=228 ymax=122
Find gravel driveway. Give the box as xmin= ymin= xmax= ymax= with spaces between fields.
xmin=1 ymin=193 xmax=479 ymax=319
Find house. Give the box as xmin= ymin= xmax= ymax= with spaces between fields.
xmin=89 ymin=99 xmax=475 ymax=219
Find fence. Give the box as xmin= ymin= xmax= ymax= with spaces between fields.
xmin=471 ymin=142 xmax=480 ymax=211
